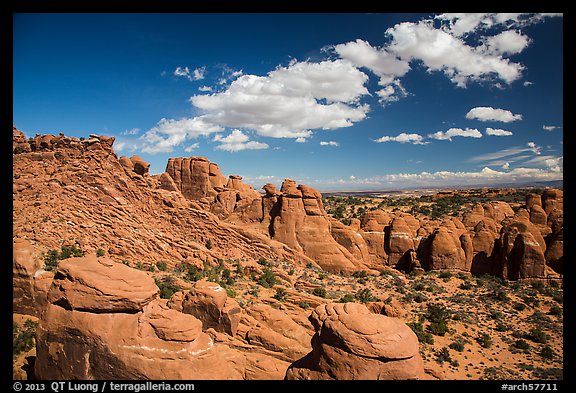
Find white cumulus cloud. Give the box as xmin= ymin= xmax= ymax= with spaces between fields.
xmin=374 ymin=132 xmax=428 ymax=145
xmin=320 ymin=141 xmax=339 ymax=147
xmin=385 ymin=20 xmax=525 ymax=87
xmin=428 ymin=128 xmax=482 ymax=141
xmin=140 ymin=116 xmax=223 ymax=154
xmin=213 ymin=129 xmax=269 ymax=152
xmin=486 ymin=127 xmax=513 ymax=136
xmin=190 ymin=59 xmax=371 ymax=139
xmin=466 ymin=106 xmax=523 ymax=122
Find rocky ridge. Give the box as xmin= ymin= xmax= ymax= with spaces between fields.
xmin=12 ymin=127 xmax=563 ymax=380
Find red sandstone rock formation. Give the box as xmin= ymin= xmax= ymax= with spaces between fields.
xmin=285 ymin=303 xmax=424 ymax=380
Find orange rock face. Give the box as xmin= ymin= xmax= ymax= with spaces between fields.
xmin=285 ymin=303 xmax=425 ymax=380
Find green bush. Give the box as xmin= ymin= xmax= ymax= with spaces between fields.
xmin=154 ymin=276 xmax=181 ymax=299
xmin=514 ymin=339 xmax=530 ymax=350
xmin=528 ymin=327 xmax=548 ymax=344
xmin=407 ymin=321 xmax=434 ymax=345
xmin=273 ymin=287 xmax=287 ymax=302
xmin=428 ymin=320 xmax=449 ymax=336
xmin=13 ymin=319 xmax=38 ymax=358
xmin=338 ymin=293 xmax=355 ymax=303
xmin=257 ymin=267 xmax=278 ymax=288
xmin=477 ymin=333 xmax=492 ymax=348
xmin=156 ymin=261 xmax=168 ymax=272
xmin=298 ymin=301 xmax=310 ymax=310
xmin=352 ymin=270 xmax=367 ymax=279
xmin=459 ymin=282 xmax=473 ymax=290
xmin=436 ymin=347 xmax=452 ymax=364
xmin=312 ymin=287 xmax=327 ymax=298
xmin=449 ymin=340 xmax=465 ymax=352
xmin=540 ymin=345 xmax=556 ymax=360
xmin=43 ymin=244 xmax=85 ymax=271
xmin=548 ymin=305 xmax=562 ymax=316
xmin=426 ymin=303 xmax=451 ymax=324
xmin=225 ymin=287 xmax=237 ymax=298
xmin=355 ymin=288 xmax=377 ymax=303
xmin=96 ymin=248 xmax=105 ymax=257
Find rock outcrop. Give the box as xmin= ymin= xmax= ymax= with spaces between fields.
xmin=34 ymin=255 xmax=289 ymax=380
xmin=269 ymin=180 xmax=365 ymax=273
xmin=13 ymin=238 xmax=54 ymax=317
xmin=285 ymin=303 xmax=424 ymax=380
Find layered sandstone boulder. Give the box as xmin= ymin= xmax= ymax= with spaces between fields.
xmin=499 ymin=212 xmax=547 ymax=280
xmin=330 ymin=219 xmax=373 ymax=267
xmin=425 ymin=226 xmax=471 ymax=271
xmin=386 ymin=216 xmax=417 ymax=269
xmin=177 ymin=280 xmax=242 ymax=336
xmin=470 ymin=219 xmax=501 ymax=275
xmin=35 ymin=256 xmax=287 ymax=380
xmin=239 ymin=303 xmax=313 ymax=362
xmin=13 ymin=238 xmax=54 ymax=317
xmin=270 ymin=180 xmax=365 ymax=273
xmin=285 ymin=303 xmax=424 ymax=380
xmin=542 ymin=189 xmax=563 ymax=215
xmin=166 ymin=156 xmax=215 ymax=200
xmin=545 ymin=227 xmax=563 ymax=274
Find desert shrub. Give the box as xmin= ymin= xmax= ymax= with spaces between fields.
xmin=43 ymin=244 xmax=85 ymax=271
xmin=428 ymin=320 xmax=449 ymax=336
xmin=449 ymin=340 xmax=465 ymax=352
xmin=287 ymin=267 xmax=295 ymax=276
xmin=477 ymin=333 xmax=492 ymax=348
xmin=407 ymin=321 xmax=434 ymax=345
xmin=135 ymin=261 xmax=144 ymax=270
xmin=459 ymin=281 xmax=473 ymax=290
xmin=355 ymin=288 xmax=377 ymax=303
xmin=273 ymin=287 xmax=287 ymax=302
xmin=426 ymin=303 xmax=451 ymax=323
xmin=312 ymin=287 xmax=327 ymax=298
xmin=413 ymin=282 xmax=426 ymax=291
xmin=490 ymin=310 xmax=504 ymax=320
xmin=96 ymin=248 xmax=105 ymax=257
xmin=528 ymin=327 xmax=548 ymax=344
xmin=513 ymin=302 xmax=527 ymax=311
xmin=225 ymin=288 xmax=237 ymax=298
xmin=539 ymin=345 xmax=556 ymax=360
xmin=436 ymin=347 xmax=452 ymax=364
xmin=492 ymin=288 xmax=510 ymax=302
xmin=514 ymin=339 xmax=530 ymax=350
xmin=257 ymin=267 xmax=278 ymax=288
xmin=185 ymin=265 xmax=203 ymax=282
xmin=522 ymin=295 xmax=540 ymax=308
xmin=548 ymin=305 xmax=562 ymax=316
xmin=43 ymin=249 xmax=60 ymax=271
xmin=156 ymin=261 xmax=168 ymax=272
xmin=205 ymin=239 xmax=213 ymax=250
xmin=13 ymin=319 xmax=38 ymax=358
xmin=318 ymin=272 xmax=328 ymax=280
xmin=59 ymin=244 xmax=85 ymax=259
xmin=438 ymin=271 xmax=453 ymax=280
xmin=338 ymin=293 xmax=355 ymax=303
xmin=412 ymin=293 xmax=428 ymax=303
xmin=220 ymin=268 xmax=235 ymax=286
xmin=495 ymin=322 xmax=509 ymax=332
xmin=352 ymin=270 xmax=367 ymax=279
xmin=154 ymin=276 xmax=181 ymax=299
xmin=298 ymin=301 xmax=310 ymax=310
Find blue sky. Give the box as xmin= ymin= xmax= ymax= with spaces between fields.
xmin=13 ymin=13 xmax=563 ymax=191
